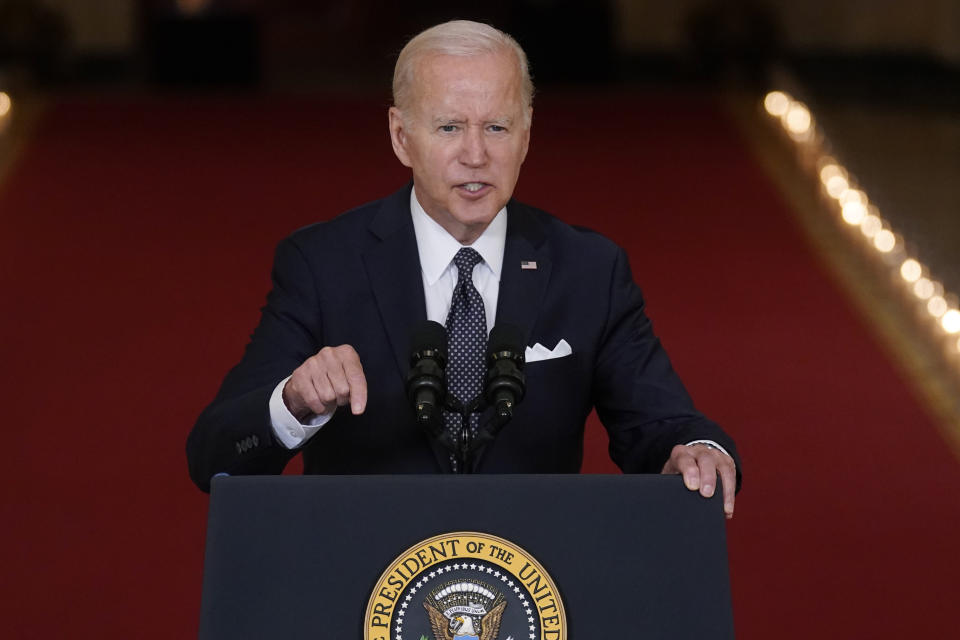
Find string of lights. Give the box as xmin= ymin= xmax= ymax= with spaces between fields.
xmin=762 ymin=90 xmax=960 ymax=358
xmin=0 ymin=91 xmax=12 ymax=134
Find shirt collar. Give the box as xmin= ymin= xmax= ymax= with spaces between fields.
xmin=410 ymin=188 xmax=506 ymax=286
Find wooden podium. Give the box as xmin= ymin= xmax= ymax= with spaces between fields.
xmin=198 ymin=474 xmax=735 ymax=639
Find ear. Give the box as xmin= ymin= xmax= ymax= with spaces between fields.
xmin=388 ymin=107 xmax=413 ymax=168
xmin=519 ymin=107 xmax=533 ymax=163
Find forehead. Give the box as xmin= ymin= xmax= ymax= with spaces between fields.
xmin=411 ymin=51 xmax=523 ymax=115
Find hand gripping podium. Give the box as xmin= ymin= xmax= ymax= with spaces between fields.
xmin=198 ymin=475 xmax=735 ymax=639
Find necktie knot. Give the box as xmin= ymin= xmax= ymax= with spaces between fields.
xmin=453 ymin=247 xmax=483 ymax=279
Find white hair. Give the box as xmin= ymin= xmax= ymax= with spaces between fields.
xmin=392 ymin=20 xmax=534 ymax=121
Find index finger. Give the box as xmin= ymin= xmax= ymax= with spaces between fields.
xmin=718 ymin=457 xmax=737 ymax=519
xmin=341 ymin=353 xmax=367 ymax=415
xmin=673 ymin=448 xmax=701 ymax=491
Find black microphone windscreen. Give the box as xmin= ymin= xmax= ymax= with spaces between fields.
xmin=488 ymin=324 xmax=524 ymax=358
xmin=411 ymin=320 xmax=448 ymax=358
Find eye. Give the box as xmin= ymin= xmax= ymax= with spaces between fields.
xmin=488 ymin=124 xmax=507 ymax=133
xmin=439 ymin=124 xmax=458 ymax=133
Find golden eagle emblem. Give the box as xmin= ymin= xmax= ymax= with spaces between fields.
xmin=422 ymin=580 xmax=506 ymax=640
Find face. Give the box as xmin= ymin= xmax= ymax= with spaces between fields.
xmin=389 ymin=50 xmax=532 ymax=244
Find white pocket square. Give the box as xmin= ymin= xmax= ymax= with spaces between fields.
xmin=525 ymin=339 xmax=572 ymax=363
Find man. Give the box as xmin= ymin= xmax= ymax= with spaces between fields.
xmin=187 ymin=20 xmax=741 ymax=516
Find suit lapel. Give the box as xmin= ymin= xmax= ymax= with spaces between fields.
xmin=495 ymin=201 xmax=551 ymax=349
xmin=471 ymin=202 xmax=551 ymax=472
xmin=362 ymin=186 xmax=427 ymax=384
xmin=362 ymin=186 xmax=449 ymax=471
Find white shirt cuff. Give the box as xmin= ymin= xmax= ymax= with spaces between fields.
xmin=686 ymin=439 xmax=734 ymax=464
xmin=269 ymin=375 xmax=334 ymax=449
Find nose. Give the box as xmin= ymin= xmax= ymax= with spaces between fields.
xmin=458 ymin=125 xmax=488 ymax=168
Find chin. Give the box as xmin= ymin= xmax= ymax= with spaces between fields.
xmin=459 ymin=196 xmax=505 ymax=219
xmin=451 ymin=207 xmax=499 ymax=229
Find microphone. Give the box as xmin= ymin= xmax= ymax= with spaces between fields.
xmin=484 ymin=324 xmax=526 ymax=422
xmin=406 ymin=321 xmax=448 ymax=432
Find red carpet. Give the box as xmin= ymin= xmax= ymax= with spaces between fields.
xmin=1 ymin=93 xmax=958 ymax=638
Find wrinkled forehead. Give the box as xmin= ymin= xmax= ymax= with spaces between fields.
xmin=409 ymin=50 xmax=524 ymax=109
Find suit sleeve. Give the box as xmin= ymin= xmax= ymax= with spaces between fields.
xmin=592 ymin=247 xmax=742 ymax=489
xmin=186 ymin=236 xmax=323 ymax=492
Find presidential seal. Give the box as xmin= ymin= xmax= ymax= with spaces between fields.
xmin=365 ymin=532 xmax=566 ymax=640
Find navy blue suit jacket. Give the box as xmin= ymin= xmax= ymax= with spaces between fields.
xmin=187 ymin=184 xmax=740 ymax=492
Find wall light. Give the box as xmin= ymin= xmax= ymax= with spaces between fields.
xmin=763 ymin=89 xmax=960 ymax=367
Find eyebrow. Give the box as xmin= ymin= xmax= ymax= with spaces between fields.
xmin=430 ymin=116 xmax=515 ymax=126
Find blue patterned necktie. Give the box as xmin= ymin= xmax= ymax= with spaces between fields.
xmin=444 ymin=247 xmax=487 ymax=472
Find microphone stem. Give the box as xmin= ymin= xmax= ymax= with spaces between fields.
xmin=459 ymin=409 xmax=470 ymax=474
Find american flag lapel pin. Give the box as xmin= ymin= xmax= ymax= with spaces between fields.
xmin=521 ymin=260 xmax=537 ymax=270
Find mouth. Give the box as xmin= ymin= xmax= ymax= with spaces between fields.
xmin=455 ymin=182 xmax=493 ymax=198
